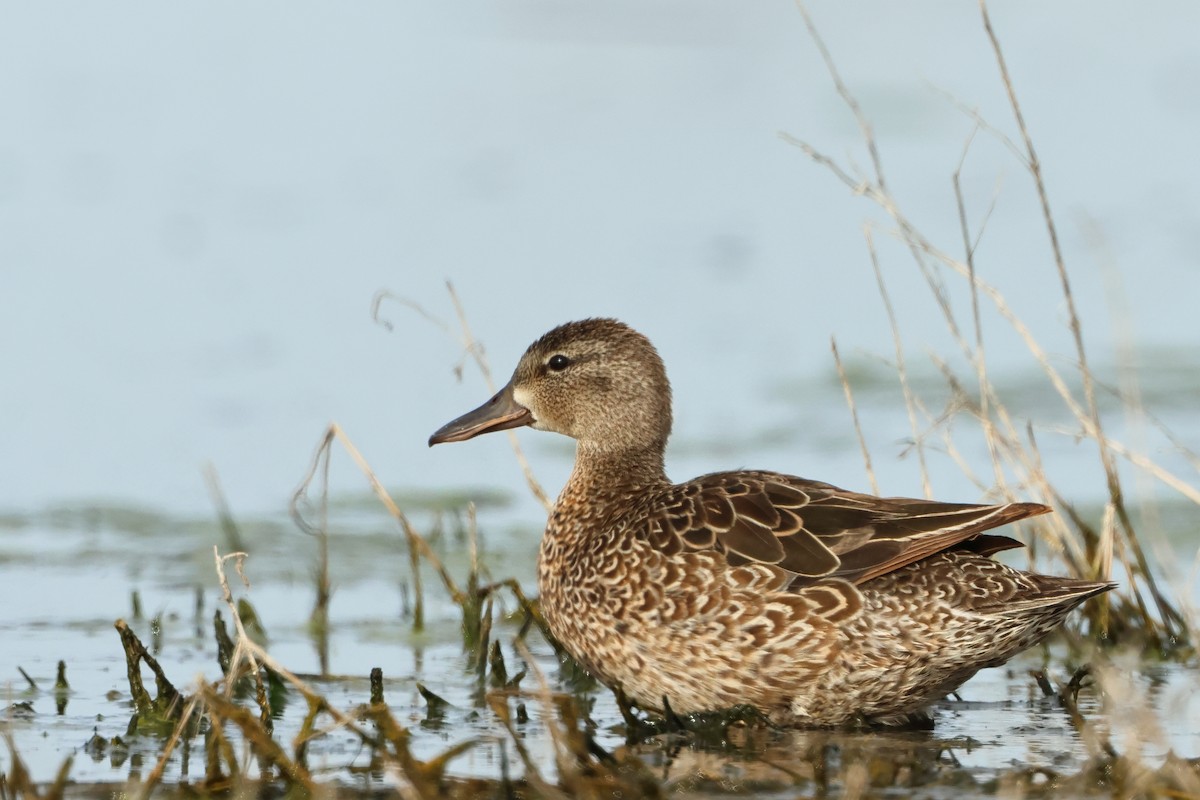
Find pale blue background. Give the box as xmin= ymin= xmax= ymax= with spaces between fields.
xmin=2 ymin=1 xmax=1197 ymax=516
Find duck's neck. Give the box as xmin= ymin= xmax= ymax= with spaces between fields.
xmin=563 ymin=440 xmax=670 ymax=500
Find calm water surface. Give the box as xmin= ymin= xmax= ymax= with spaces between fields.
xmin=2 ymin=500 xmax=1196 ymax=790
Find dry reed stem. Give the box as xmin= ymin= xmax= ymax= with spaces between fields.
xmin=1096 ymin=502 xmax=1116 ymax=631
xmin=212 ymin=548 xmax=437 ymax=799
xmin=285 ymin=431 xmax=333 ymax=669
xmin=316 ymin=429 xmax=333 ymax=633
xmin=931 ymin=84 xmax=1029 ymax=168
xmin=792 ymin=2 xmax=884 ymax=192
xmin=830 ymin=337 xmax=879 ymax=495
xmin=2 ymin=733 xmax=42 ymax=800
xmin=952 ymin=129 xmax=1008 ymax=494
xmin=1018 ymin=422 xmax=1102 ymax=576
xmin=979 ymin=0 xmax=1086 ymax=410
xmin=213 ymin=550 xmax=263 ymax=693
xmin=445 ymin=282 xmax=553 ymax=511
xmin=467 ymin=501 xmax=479 ymax=580
xmin=1113 ymin=528 xmax=1158 ymax=632
xmin=778 ymin=123 xmax=1101 ymax=440
xmin=203 ymin=463 xmax=245 ymax=553
xmin=372 ymin=284 xmax=552 ymax=511
xmin=784 ymin=1 xmax=1196 ymax=645
xmin=205 ymin=710 xmax=238 ymax=785
xmin=292 ymin=423 xmax=465 ymax=617
xmin=213 ymin=552 xmax=275 ymax=726
xmin=1084 ymin=218 xmax=1153 ymax=481
xmin=489 ymin=720 xmax=564 ymax=800
xmin=927 ymin=353 xmax=1039 ymax=507
xmin=1033 ymin=420 xmax=1200 ymax=506
xmin=864 ymin=225 xmax=932 ymax=498
xmin=292 ymin=425 xmax=422 ymax=629
xmin=797 ymin=1 xmax=968 ymax=355
xmin=978 ymin=0 xmax=1184 ymax=638
xmin=200 ymin=686 xmax=316 ymax=792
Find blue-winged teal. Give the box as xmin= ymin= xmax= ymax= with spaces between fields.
xmin=430 ymin=319 xmax=1113 ymax=727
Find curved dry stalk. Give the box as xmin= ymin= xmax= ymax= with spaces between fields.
xmin=290 ymin=423 xmax=467 ymax=632
xmin=213 ymin=549 xmax=261 ymax=687
xmin=445 ymin=283 xmax=552 ymax=511
xmin=513 ymin=639 xmax=577 ymax=787
xmin=286 ymin=429 xmax=332 ymax=658
xmin=371 ymin=289 xmax=452 ymax=336
xmin=793 ymin=1 xmax=886 ymax=191
xmin=372 ymin=283 xmax=552 ymax=511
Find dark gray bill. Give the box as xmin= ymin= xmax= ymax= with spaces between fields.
xmin=428 ymin=382 xmax=533 ymax=446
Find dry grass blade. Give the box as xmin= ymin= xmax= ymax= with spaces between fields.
xmin=210 ymin=547 xmax=448 ymax=799
xmin=864 ymin=225 xmax=932 ymax=498
xmin=792 ymin=0 xmax=885 ymax=190
xmin=201 ymin=685 xmax=315 ymax=792
xmin=831 ymin=337 xmax=879 ymax=495
xmin=512 ymin=640 xmax=578 ymax=799
xmin=445 ymin=282 xmax=552 ymax=511
xmin=212 ymin=550 xmax=267 ymax=697
xmin=930 ymin=83 xmax=1029 ymax=168
xmin=952 ymin=128 xmax=1007 ymax=493
xmin=203 ymin=463 xmax=245 ymax=553
xmin=782 ymin=0 xmax=1196 ymax=650
xmin=372 ymin=282 xmax=552 ymax=511
xmin=135 ymin=696 xmax=202 ymax=800
xmin=978 ymin=0 xmax=1187 ymax=641
xmin=1 ymin=733 xmax=57 ymax=800
xmin=291 ymin=423 xmax=466 ymax=631
xmin=1091 ymin=436 xmax=1200 ymax=507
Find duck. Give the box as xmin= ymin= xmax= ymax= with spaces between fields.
xmin=429 ymin=318 xmax=1113 ymax=727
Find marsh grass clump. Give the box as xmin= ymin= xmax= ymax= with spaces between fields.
xmin=781 ymin=3 xmax=1197 ymax=658
xmin=89 ymin=543 xmax=679 ymax=799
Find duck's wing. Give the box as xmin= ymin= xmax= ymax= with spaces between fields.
xmin=653 ymin=471 xmax=1049 ymax=588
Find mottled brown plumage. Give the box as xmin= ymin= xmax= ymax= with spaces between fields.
xmin=430 ymin=318 xmax=1113 ymax=727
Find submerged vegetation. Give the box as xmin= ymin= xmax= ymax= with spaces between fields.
xmin=4 ymin=2 xmax=1199 ymax=798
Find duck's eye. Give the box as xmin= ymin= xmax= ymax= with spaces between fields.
xmin=547 ymin=354 xmax=571 ymax=372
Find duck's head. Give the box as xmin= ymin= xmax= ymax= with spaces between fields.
xmin=429 ymin=318 xmax=672 ymax=453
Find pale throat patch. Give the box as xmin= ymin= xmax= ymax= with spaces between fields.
xmin=512 ymin=385 xmax=545 ymax=430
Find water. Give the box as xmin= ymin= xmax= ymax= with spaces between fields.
xmin=2 ymin=1 xmax=1198 ymax=794
xmin=2 ymin=502 xmax=1196 ymax=792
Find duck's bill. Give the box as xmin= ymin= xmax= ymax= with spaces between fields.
xmin=428 ymin=382 xmax=534 ymax=446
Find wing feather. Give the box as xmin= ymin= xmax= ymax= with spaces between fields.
xmin=657 ymin=470 xmax=1050 ymax=589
